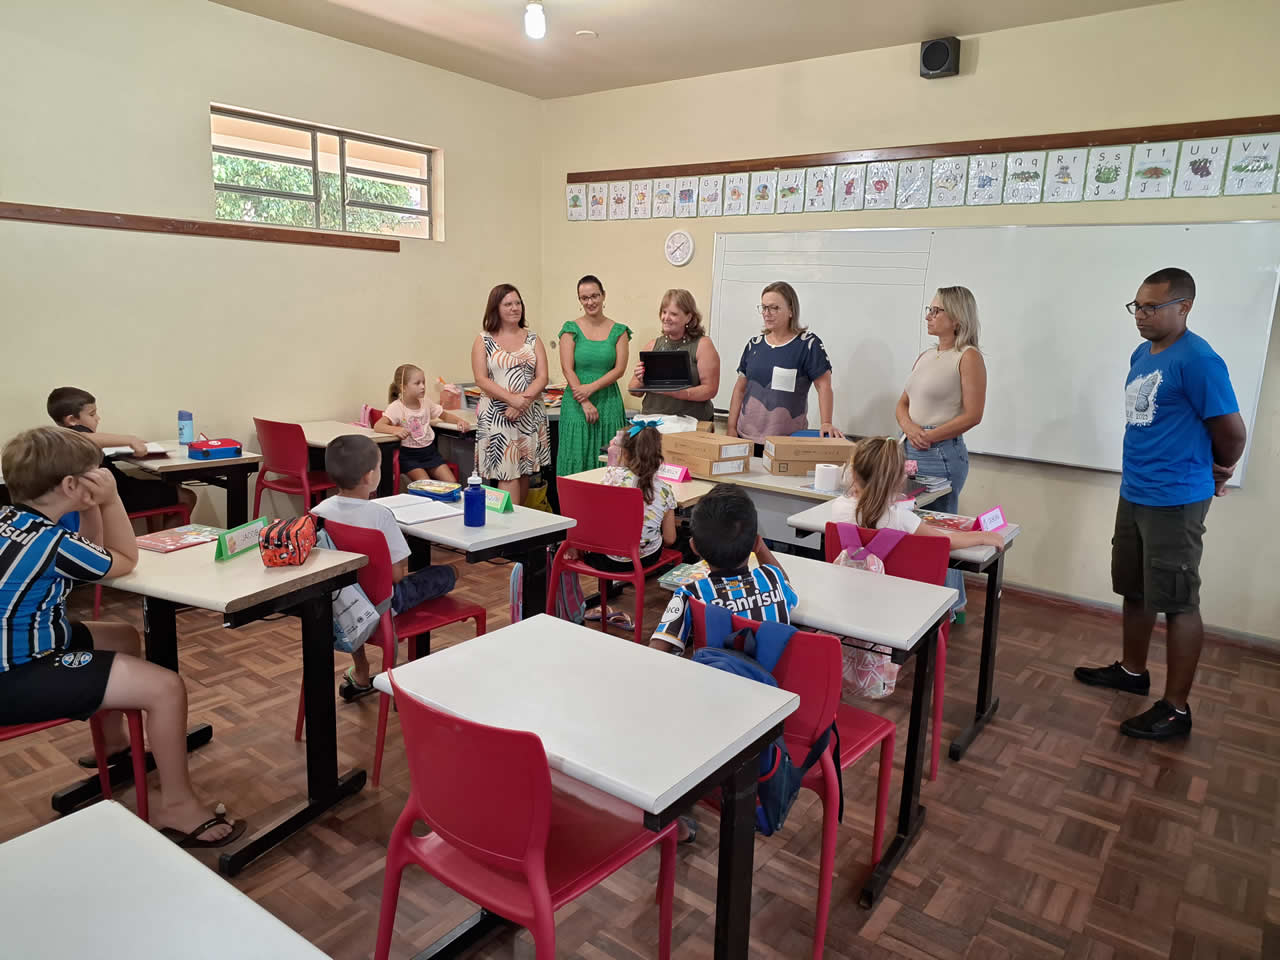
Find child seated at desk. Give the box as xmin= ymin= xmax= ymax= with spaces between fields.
xmin=373 ymin=363 xmax=471 ymax=484
xmin=651 ymin=484 xmax=797 ymax=654
xmin=0 ymin=427 xmax=242 ymax=847
xmin=577 ymin=424 xmax=677 ymax=631
xmin=47 ymin=386 xmax=196 ymax=520
xmin=311 ymin=434 xmax=457 ymax=701
xmin=843 ymin=437 xmax=1005 ymax=551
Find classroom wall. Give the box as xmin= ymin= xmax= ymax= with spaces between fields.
xmin=0 ymin=0 xmax=541 ymax=519
xmin=538 ymin=0 xmax=1280 ymax=642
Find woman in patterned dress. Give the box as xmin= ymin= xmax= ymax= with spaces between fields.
xmin=557 ymin=275 xmax=631 ymax=476
xmin=470 ymin=283 xmax=550 ymax=505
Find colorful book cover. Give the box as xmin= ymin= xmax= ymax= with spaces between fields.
xmin=914 ymin=510 xmax=977 ymax=531
xmin=136 ymin=524 xmax=223 ymax=553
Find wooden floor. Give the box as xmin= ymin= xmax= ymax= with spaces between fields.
xmin=2 ymin=557 xmax=1278 ymax=960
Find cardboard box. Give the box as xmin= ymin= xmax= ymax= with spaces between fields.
xmin=762 ymin=435 xmax=854 ymax=462
xmin=670 ymin=454 xmax=748 ymax=477
xmin=761 ymin=454 xmax=842 ymax=477
xmin=661 ymin=431 xmax=752 ymax=462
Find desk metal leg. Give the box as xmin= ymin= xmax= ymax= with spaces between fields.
xmin=715 ymin=751 xmax=760 ymax=958
xmin=949 ymin=554 xmax=1003 ymax=762
xmin=223 ymin=466 xmax=252 ymax=528
xmin=378 ymin=442 xmax=401 ymax=498
xmin=521 ymin=543 xmax=550 ymax=618
xmin=219 ymin=595 xmax=366 ymax=875
xmin=861 ymin=622 xmax=935 ymax=908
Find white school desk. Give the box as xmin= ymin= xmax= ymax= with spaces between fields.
xmin=374 ymin=615 xmax=798 ymax=959
xmin=118 ymin=443 xmax=263 ymax=528
xmin=786 ymin=505 xmax=1021 ymax=763
xmin=687 ymin=458 xmax=950 ymax=548
xmin=397 ymin=505 xmax=575 ymax=620
xmin=562 ymin=466 xmax=715 ymax=509
xmin=98 ymin=541 xmax=368 ymax=877
xmin=0 ymin=802 xmax=329 ymax=960
xmin=297 ymin=419 xmax=399 ymax=498
xmin=766 ymin=553 xmax=956 ymax=906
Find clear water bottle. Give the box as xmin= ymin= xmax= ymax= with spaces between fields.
xmin=177 ymin=410 xmax=194 ymax=452
xmin=463 ymin=473 xmax=486 ymax=527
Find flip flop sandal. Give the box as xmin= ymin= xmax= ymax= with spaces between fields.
xmin=606 ymin=610 xmax=635 ymax=631
xmin=339 ymin=667 xmax=377 ymax=702
xmin=77 ymin=745 xmax=134 ymax=769
xmin=678 ymin=816 xmax=698 ymax=845
xmin=160 ymin=803 xmax=247 ymax=849
xmin=583 ymin=607 xmax=604 ymax=623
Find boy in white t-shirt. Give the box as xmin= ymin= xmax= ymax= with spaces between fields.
xmin=844 ymin=437 xmax=1005 ymax=551
xmin=311 ymin=434 xmax=457 ymax=700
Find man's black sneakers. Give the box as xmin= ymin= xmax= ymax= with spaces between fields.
xmin=1120 ymin=699 xmax=1192 ymax=740
xmin=1073 ymin=661 xmax=1151 ymax=695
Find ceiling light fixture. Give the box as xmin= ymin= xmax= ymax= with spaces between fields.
xmin=524 ymin=1 xmax=546 ymax=40
xmin=575 ymin=29 xmax=597 ymax=39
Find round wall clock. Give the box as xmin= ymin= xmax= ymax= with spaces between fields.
xmin=664 ymin=229 xmax=694 ymax=267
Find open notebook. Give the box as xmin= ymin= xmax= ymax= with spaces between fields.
xmin=102 ymin=441 xmax=167 ymax=458
xmin=371 ymin=494 xmax=462 ymax=524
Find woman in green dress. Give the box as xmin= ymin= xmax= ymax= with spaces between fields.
xmin=557 ymin=275 xmax=632 ymax=476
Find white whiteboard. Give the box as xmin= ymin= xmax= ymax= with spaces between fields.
xmin=709 ymin=223 xmax=1280 ymax=482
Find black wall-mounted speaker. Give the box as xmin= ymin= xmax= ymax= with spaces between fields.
xmin=920 ymin=37 xmax=961 ymax=79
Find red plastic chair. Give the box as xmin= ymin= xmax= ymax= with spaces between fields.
xmin=548 ymin=478 xmax=682 ymax=644
xmin=826 ymin=522 xmax=950 ymax=781
xmin=251 ymin=418 xmax=336 ymax=518
xmin=373 ymin=672 xmax=677 ymax=960
xmin=296 ymin=519 xmax=485 ymax=786
xmin=92 ymin=503 xmax=193 ymax=618
xmin=369 ymin=406 xmax=459 ymax=491
xmin=689 ymin=601 xmax=893 ymax=960
xmin=0 ymin=711 xmax=149 ymax=822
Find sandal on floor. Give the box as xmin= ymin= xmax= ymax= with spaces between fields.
xmin=606 ymin=610 xmax=635 ymax=631
xmin=339 ymin=667 xmax=377 ymax=702
xmin=160 ymin=803 xmax=247 ymax=849
xmin=678 ymin=816 xmax=698 ymax=845
xmin=583 ymin=606 xmax=604 ymax=623
xmin=77 ymin=745 xmax=134 ymax=769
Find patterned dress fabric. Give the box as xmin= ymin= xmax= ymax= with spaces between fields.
xmin=476 ymin=331 xmax=551 ymax=481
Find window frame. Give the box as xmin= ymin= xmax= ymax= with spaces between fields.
xmin=210 ymin=105 xmax=433 ymax=239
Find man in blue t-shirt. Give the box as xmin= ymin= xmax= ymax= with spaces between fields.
xmin=1075 ymin=268 xmax=1246 ymax=740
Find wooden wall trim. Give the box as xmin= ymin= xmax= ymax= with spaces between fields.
xmin=566 ymin=114 xmax=1280 ymax=184
xmin=0 ymin=201 xmax=401 ymax=252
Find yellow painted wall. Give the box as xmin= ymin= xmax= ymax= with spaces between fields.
xmin=0 ymin=0 xmax=542 ymax=519
xmin=539 ymin=0 xmax=1280 ymax=640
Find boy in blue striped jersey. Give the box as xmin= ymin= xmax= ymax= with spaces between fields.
xmin=651 ymin=484 xmax=797 ymax=654
xmin=0 ymin=427 xmax=242 ymax=847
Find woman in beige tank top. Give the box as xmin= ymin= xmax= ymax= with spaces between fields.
xmin=896 ymin=285 xmax=988 ymax=611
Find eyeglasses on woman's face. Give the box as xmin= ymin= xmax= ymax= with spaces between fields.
xmin=757 ymin=304 xmax=785 ymax=316
xmin=925 ymin=305 xmax=947 ymax=318
xmin=579 ymin=292 xmax=603 ymax=304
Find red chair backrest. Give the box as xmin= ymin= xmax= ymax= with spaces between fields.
xmin=556 ymin=477 xmax=645 ymax=559
xmin=824 ymin=522 xmax=949 ymax=587
xmin=390 ymin=672 xmax=553 ymax=876
xmin=369 ymin=406 xmax=385 ymax=427
xmin=687 ymin=599 xmax=841 ymax=749
xmin=253 ymin=418 xmax=311 ymax=476
xmin=317 ymin=517 xmax=395 ymax=607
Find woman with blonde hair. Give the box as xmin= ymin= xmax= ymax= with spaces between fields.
xmin=626 ymin=288 xmax=721 ymax=422
xmin=895 ymin=285 xmax=988 ymax=612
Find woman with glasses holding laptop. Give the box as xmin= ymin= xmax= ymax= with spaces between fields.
xmin=726 ymin=281 xmax=841 ymax=453
xmin=895 ymin=284 xmax=988 ymax=614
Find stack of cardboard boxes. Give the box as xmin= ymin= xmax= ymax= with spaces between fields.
xmin=761 ymin=436 xmax=854 ymax=476
xmin=660 ymin=432 xmax=751 ymax=477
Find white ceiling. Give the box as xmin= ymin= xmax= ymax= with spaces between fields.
xmin=215 ymin=0 xmax=1173 ymax=100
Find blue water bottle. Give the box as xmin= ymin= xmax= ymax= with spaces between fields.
xmin=463 ymin=473 xmax=486 ymax=527
xmin=177 ymin=410 xmax=194 ymax=450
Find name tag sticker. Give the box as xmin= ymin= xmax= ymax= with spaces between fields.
xmin=770 ymin=366 xmax=798 ymax=392
xmin=977 ymin=505 xmax=1007 ymax=532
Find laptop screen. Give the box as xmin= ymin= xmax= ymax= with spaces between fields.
xmin=640 ymin=350 xmax=694 ymax=385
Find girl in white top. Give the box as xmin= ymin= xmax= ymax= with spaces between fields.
xmin=844 ymin=437 xmax=1004 ymax=552
xmin=579 ymin=424 xmax=677 ymax=630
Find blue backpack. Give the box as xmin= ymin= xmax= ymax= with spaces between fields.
xmin=693 ymin=604 xmax=843 ymax=836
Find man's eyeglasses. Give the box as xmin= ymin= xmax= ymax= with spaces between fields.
xmin=1126 ymin=297 xmax=1188 ymax=317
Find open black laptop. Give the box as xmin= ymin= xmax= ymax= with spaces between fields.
xmin=634 ymin=350 xmax=695 ymax=392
